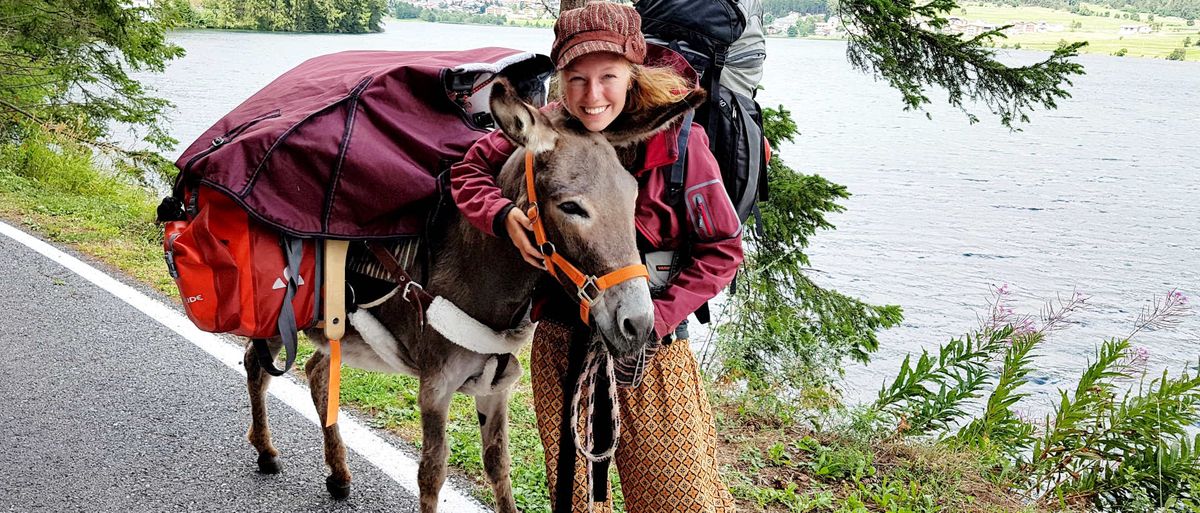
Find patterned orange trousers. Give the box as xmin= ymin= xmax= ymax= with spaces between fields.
xmin=531 ymin=320 xmax=736 ymax=513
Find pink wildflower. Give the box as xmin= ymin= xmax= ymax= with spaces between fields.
xmin=1125 ymin=345 xmax=1150 ymax=372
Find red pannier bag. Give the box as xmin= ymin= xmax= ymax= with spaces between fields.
xmin=163 ymin=185 xmax=319 ymax=338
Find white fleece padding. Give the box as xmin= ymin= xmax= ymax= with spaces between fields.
xmin=347 ymin=309 xmax=419 ymax=376
xmin=449 ymin=52 xmax=539 ymax=74
xmin=457 ymin=354 xmax=523 ymax=396
xmin=426 ymin=296 xmax=535 ymax=355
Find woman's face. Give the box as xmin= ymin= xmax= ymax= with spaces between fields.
xmin=561 ymin=52 xmax=634 ymax=132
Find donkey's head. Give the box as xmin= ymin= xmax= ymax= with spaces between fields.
xmin=489 ymin=77 xmax=704 ymax=357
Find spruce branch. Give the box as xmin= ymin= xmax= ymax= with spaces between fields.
xmin=838 ymin=0 xmax=1087 ymax=128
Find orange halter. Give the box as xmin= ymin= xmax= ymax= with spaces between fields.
xmin=524 ymin=151 xmax=649 ymax=324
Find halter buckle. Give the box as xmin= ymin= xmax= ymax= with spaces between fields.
xmin=402 ymin=280 xmax=424 ymax=302
xmin=577 ymin=276 xmax=603 ymax=304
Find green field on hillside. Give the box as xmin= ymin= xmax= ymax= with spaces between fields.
xmin=953 ymin=2 xmax=1200 ymax=60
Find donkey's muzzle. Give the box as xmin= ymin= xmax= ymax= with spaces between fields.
xmin=618 ymin=308 xmax=654 ymax=349
xmin=594 ymin=278 xmax=654 ymax=358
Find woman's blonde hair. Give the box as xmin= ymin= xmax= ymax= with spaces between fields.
xmin=550 ymin=63 xmax=692 ymax=117
xmin=626 ymin=64 xmax=692 ymax=114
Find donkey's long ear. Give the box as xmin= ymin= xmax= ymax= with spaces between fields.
xmin=604 ymin=87 xmax=707 ymax=148
xmin=490 ymin=77 xmax=558 ymax=153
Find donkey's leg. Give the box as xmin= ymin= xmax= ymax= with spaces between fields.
xmin=417 ymin=378 xmax=456 ymax=513
xmin=475 ymin=385 xmax=517 ymax=513
xmin=244 ymin=338 xmax=283 ymax=474
xmin=306 ymin=349 xmax=353 ymax=499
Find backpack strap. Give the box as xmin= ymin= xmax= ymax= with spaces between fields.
xmin=704 ymin=45 xmax=728 ymax=151
xmin=752 ymin=204 xmax=765 ymax=239
xmin=667 ymin=109 xmax=695 ymax=206
xmin=252 ymin=235 xmax=307 ymax=377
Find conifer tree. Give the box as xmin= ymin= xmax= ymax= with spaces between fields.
xmin=0 ymin=0 xmax=186 ymax=155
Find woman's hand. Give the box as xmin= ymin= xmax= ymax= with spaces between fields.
xmin=505 ymin=208 xmax=546 ymax=269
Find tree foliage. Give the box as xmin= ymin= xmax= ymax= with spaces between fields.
xmin=417 ymin=8 xmax=507 ymax=25
xmin=838 ymin=0 xmax=1087 ymax=128
xmin=191 ymin=0 xmax=387 ymax=33
xmin=0 ymin=0 xmax=185 ymax=156
xmin=769 ymin=0 xmax=1200 ymax=23
xmin=393 ymin=1 xmax=421 ymax=18
xmin=794 ymin=17 xmax=817 ymax=36
xmin=764 ymin=0 xmax=831 ymax=17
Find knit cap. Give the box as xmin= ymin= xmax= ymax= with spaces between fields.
xmin=550 ymin=1 xmax=647 ymax=69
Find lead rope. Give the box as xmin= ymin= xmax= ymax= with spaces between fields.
xmin=570 ymin=346 xmax=621 ymax=512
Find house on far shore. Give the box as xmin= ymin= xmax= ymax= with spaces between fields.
xmin=814 ymin=16 xmax=843 ymax=36
xmin=484 ymin=5 xmax=513 ymax=17
xmin=1006 ymin=21 xmax=1040 ymax=35
xmin=943 ymin=17 xmax=1065 ymax=36
xmin=766 ymin=12 xmax=802 ymax=35
xmin=1119 ymin=25 xmax=1153 ymax=34
xmin=961 ymin=21 xmax=1001 ymax=37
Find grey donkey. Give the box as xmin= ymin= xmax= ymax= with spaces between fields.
xmin=242 ymin=78 xmax=704 ymax=513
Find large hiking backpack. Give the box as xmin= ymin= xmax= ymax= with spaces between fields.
xmin=637 ymin=0 xmax=768 ymax=223
xmin=159 ymin=48 xmax=552 ymax=374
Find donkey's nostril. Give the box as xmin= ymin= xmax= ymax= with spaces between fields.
xmin=622 ymin=318 xmax=638 ymax=340
xmin=618 ymin=310 xmax=653 ymax=343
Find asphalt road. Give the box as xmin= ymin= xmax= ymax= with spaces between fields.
xmin=0 ymin=224 xmax=482 ymax=512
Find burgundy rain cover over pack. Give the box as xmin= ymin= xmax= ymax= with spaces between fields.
xmin=174 ymin=48 xmax=545 ymax=239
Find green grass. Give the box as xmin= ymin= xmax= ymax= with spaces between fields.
xmin=293 ymin=336 xmax=627 ymax=511
xmin=720 ymin=423 xmax=1040 ymax=513
xmin=0 ymin=132 xmax=174 ymax=293
xmin=951 ymin=2 xmax=1200 ymax=60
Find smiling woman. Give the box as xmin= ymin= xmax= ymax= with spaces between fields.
xmin=556 ymin=53 xmax=692 ymax=131
xmin=450 ymin=3 xmax=747 ymax=512
xmin=559 ymin=53 xmax=634 ymax=131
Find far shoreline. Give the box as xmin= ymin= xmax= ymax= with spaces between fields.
xmin=172 ymin=16 xmax=1199 ymax=63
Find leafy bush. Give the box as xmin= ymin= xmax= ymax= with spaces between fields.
xmin=870 ymin=286 xmax=1196 ymax=510
xmin=197 ymin=0 xmax=387 ymax=33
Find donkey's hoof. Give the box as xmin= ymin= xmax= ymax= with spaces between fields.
xmin=256 ymin=453 xmax=282 ymax=474
xmin=326 ymin=475 xmax=351 ymax=500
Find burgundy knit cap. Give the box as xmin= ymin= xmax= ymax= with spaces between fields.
xmin=551 ymin=1 xmax=647 ymax=69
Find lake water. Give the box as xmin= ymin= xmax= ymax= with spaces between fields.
xmin=139 ymin=21 xmax=1200 ymax=406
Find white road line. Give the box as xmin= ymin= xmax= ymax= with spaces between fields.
xmin=0 ymin=220 xmax=490 ymax=513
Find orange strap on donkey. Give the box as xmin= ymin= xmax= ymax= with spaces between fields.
xmin=524 ymin=152 xmax=649 ymax=324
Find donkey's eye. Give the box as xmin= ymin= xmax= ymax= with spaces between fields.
xmin=557 ymin=201 xmax=589 ymax=218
